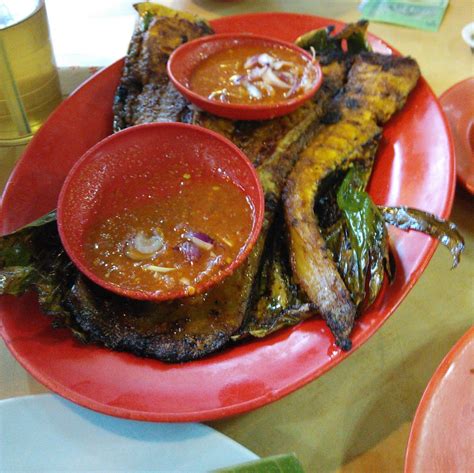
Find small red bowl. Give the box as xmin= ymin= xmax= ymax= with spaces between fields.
xmin=57 ymin=123 xmax=264 ymax=302
xmin=167 ymin=33 xmax=323 ymax=121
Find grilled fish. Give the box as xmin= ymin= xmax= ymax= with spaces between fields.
xmin=62 ymin=6 xmax=351 ymax=361
xmin=283 ymin=53 xmax=420 ymax=349
xmin=113 ymin=3 xmax=213 ymax=131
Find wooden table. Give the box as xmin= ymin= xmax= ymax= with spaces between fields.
xmin=1 ymin=1 xmax=472 ymax=471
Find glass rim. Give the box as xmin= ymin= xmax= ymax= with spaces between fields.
xmin=0 ymin=0 xmax=45 ymax=32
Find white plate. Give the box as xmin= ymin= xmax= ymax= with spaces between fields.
xmin=0 ymin=394 xmax=258 ymax=472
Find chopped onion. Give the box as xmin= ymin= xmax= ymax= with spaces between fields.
xmin=230 ymin=74 xmax=244 ymax=85
xmin=262 ymin=68 xmax=292 ymax=89
xmin=143 ymin=265 xmax=176 ymax=273
xmin=176 ymin=241 xmax=201 ymax=262
xmin=255 ymin=80 xmax=275 ymax=96
xmin=185 ymin=231 xmax=214 ymax=251
xmin=247 ymin=66 xmax=267 ymax=81
xmin=190 ymin=236 xmax=213 ymax=251
xmin=275 ymin=71 xmax=294 ymax=85
xmin=300 ymin=63 xmax=315 ymax=92
xmin=188 ymin=231 xmax=213 ymax=244
xmin=225 ymin=52 xmax=311 ymax=102
xmin=126 ymin=231 xmax=164 ymax=260
xmin=208 ymin=88 xmax=229 ymax=102
xmin=243 ymin=54 xmax=260 ymax=69
xmin=134 ymin=231 xmax=163 ymax=254
xmin=272 ymin=60 xmax=294 ymax=70
xmin=256 ymin=53 xmax=275 ymax=66
xmin=245 ymin=81 xmax=263 ymax=99
xmin=284 ymin=77 xmax=301 ymax=98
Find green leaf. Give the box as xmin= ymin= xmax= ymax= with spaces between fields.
xmin=0 ymin=210 xmax=77 ymax=327
xmin=295 ymin=20 xmax=371 ymax=54
xmin=14 ymin=210 xmax=57 ymax=233
xmin=0 ymin=240 xmax=33 ymax=267
xmin=0 ymin=211 xmax=57 ymax=268
xmin=296 ymin=27 xmax=334 ymax=52
xmin=0 ymin=211 xmax=56 ymax=268
xmin=212 ymin=453 xmax=305 ymax=473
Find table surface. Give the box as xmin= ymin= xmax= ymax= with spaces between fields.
xmin=1 ymin=1 xmax=473 ymax=472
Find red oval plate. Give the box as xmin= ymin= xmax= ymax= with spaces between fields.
xmin=0 ymin=13 xmax=454 ymax=422
xmin=405 ymin=327 xmax=474 ymax=473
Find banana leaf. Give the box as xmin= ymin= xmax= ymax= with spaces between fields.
xmin=0 ymin=211 xmax=81 ymax=332
xmin=296 ymin=20 xmax=371 ymax=55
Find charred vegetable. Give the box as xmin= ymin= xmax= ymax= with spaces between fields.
xmin=323 ymin=165 xmax=464 ymax=311
xmin=0 ymin=211 xmax=82 ymax=336
xmin=323 ymin=166 xmax=392 ymax=309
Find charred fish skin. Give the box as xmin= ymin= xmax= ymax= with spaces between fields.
xmin=66 ymin=265 xmax=253 ymax=363
xmin=235 ymin=206 xmax=317 ymax=340
xmin=283 ymin=52 xmax=420 ymax=349
xmin=113 ymin=4 xmax=213 ymax=132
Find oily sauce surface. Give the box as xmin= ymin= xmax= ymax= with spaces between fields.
xmin=190 ymin=44 xmax=315 ymax=105
xmin=83 ymin=177 xmax=254 ymax=296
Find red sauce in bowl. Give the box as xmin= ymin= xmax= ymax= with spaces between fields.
xmin=83 ymin=177 xmax=253 ymax=296
xmin=167 ymin=34 xmax=322 ymax=120
xmin=57 ymin=122 xmax=264 ymax=302
xmin=190 ymin=44 xmax=316 ymax=105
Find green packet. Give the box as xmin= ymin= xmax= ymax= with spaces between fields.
xmin=212 ymin=453 xmax=305 ymax=473
xmin=359 ymin=0 xmax=449 ymax=32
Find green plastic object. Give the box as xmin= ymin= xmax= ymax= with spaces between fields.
xmin=212 ymin=453 xmax=305 ymax=473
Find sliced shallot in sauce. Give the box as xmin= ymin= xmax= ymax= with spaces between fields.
xmin=186 ymin=231 xmax=215 ymax=251
xmin=190 ymin=45 xmax=316 ymax=105
xmin=84 ymin=179 xmax=254 ymax=294
xmin=262 ymin=67 xmax=292 ymax=89
xmin=176 ymin=240 xmax=201 ymax=262
xmin=126 ymin=230 xmax=164 ymax=260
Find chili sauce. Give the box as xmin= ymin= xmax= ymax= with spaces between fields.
xmin=190 ymin=44 xmax=316 ymax=105
xmin=83 ymin=177 xmax=254 ymax=296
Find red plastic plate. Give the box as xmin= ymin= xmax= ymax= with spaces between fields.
xmin=405 ymin=327 xmax=474 ymax=473
xmin=439 ymin=77 xmax=474 ymax=194
xmin=0 ymin=13 xmax=454 ymax=422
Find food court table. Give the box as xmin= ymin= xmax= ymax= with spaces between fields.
xmin=1 ymin=1 xmax=472 ymax=471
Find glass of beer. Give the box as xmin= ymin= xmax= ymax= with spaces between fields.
xmin=0 ymin=0 xmax=62 ymax=188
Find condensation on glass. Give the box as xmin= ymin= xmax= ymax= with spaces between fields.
xmin=0 ymin=0 xmax=62 ymax=145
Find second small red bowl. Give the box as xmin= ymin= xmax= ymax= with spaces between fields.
xmin=57 ymin=123 xmax=264 ymax=302
xmin=167 ymin=33 xmax=323 ymax=121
